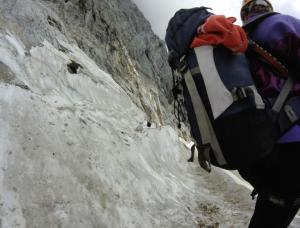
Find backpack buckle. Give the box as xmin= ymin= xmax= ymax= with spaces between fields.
xmin=178 ymin=55 xmax=188 ymax=73
xmin=231 ymin=87 xmax=253 ymax=101
xmin=236 ymin=87 xmax=248 ymax=99
xmin=284 ymin=105 xmax=298 ymax=123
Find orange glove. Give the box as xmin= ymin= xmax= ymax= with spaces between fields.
xmin=190 ymin=15 xmax=248 ymax=53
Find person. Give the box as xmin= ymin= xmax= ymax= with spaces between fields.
xmin=165 ymin=3 xmax=300 ymax=227
xmin=238 ymin=0 xmax=300 ymax=227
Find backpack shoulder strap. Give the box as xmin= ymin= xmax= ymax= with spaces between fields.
xmin=248 ymin=39 xmax=296 ymax=112
xmin=249 ymin=41 xmax=297 ymax=116
xmin=272 ymin=76 xmax=295 ymax=112
xmin=243 ymin=12 xmax=296 ymax=113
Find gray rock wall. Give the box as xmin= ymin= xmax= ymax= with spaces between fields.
xmin=0 ymin=0 xmax=173 ymax=126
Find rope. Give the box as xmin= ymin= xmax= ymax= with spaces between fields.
xmin=248 ymin=39 xmax=289 ymax=78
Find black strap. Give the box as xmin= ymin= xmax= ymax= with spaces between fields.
xmin=272 ymin=77 xmax=295 ymax=112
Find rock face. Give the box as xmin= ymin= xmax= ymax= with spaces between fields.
xmin=0 ymin=0 xmax=257 ymax=227
xmin=0 ymin=0 xmax=173 ymax=126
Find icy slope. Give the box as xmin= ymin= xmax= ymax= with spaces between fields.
xmin=0 ymin=32 xmax=255 ymax=227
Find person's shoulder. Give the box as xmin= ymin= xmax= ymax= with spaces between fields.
xmin=264 ymin=13 xmax=300 ymax=24
xmin=276 ymin=13 xmax=299 ymax=19
xmin=258 ymin=13 xmax=300 ymax=39
xmin=261 ymin=13 xmax=300 ymax=34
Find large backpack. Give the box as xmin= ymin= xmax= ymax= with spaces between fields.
xmin=165 ymin=8 xmax=300 ymax=171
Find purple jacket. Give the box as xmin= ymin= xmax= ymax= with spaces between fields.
xmin=246 ymin=13 xmax=300 ymax=143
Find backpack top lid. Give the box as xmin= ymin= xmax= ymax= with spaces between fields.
xmin=165 ymin=7 xmax=213 ymax=69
